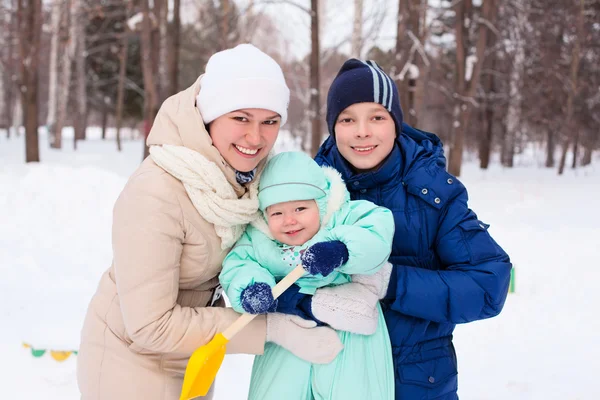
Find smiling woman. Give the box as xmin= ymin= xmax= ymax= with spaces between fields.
xmin=76 ymin=44 xmax=343 ymax=400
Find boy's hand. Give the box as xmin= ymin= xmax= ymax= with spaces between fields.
xmin=240 ymin=282 xmax=277 ymax=314
xmin=301 ymin=240 xmax=349 ymax=277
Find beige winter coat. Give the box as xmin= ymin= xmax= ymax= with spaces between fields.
xmin=77 ymin=76 xmax=267 ymax=400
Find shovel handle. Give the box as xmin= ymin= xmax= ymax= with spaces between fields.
xmin=222 ymin=264 xmax=306 ymax=340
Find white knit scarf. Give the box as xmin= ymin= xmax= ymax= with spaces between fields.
xmin=149 ymin=144 xmax=261 ymax=249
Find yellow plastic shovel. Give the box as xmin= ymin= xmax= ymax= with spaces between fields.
xmin=179 ymin=264 xmax=306 ymax=400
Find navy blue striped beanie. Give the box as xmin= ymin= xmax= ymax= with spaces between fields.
xmin=326 ymin=59 xmax=403 ymax=140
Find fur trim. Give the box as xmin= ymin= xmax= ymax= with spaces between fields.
xmin=250 ymin=215 xmax=274 ymax=240
xmin=321 ymin=166 xmax=349 ymax=227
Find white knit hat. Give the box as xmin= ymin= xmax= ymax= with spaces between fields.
xmin=196 ymin=44 xmax=290 ymax=125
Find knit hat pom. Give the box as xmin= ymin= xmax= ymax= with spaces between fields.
xmin=326 ymin=59 xmax=404 ymax=140
xmin=197 ymin=44 xmax=290 ymax=125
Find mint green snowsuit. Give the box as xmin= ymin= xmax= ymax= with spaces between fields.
xmin=219 ymin=151 xmax=395 ymax=400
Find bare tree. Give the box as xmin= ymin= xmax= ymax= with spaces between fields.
xmin=309 ymin=0 xmax=322 ymax=157
xmin=351 ymin=0 xmax=363 ymax=58
xmin=167 ymin=0 xmax=181 ymax=96
xmin=447 ymin=0 xmax=498 ymax=176
xmin=17 ymin=0 xmax=42 ymax=162
xmin=157 ymin=0 xmax=169 ymax=102
xmin=558 ymin=0 xmax=584 ymax=175
xmin=221 ymin=0 xmax=231 ymax=50
xmin=115 ymin=2 xmax=132 ymax=152
xmin=54 ymin=0 xmax=78 ymax=150
xmin=46 ymin=0 xmax=63 ymax=146
xmin=2 ymin=1 xmax=19 ymax=139
xmin=72 ymin=0 xmax=87 ymax=149
xmin=392 ymin=0 xmax=431 ymax=128
xmin=140 ymin=0 xmax=159 ymax=160
xmin=478 ymin=30 xmax=499 ymax=170
xmin=502 ymin=0 xmax=528 ymax=168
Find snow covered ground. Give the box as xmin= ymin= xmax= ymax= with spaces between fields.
xmin=1 ymin=127 xmax=599 ymax=399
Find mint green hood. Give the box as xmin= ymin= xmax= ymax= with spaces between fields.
xmin=258 ymin=151 xmax=349 ymax=225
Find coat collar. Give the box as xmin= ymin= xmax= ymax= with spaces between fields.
xmin=316 ymin=123 xmax=462 ymax=209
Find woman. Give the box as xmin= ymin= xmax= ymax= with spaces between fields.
xmin=279 ymin=59 xmax=512 ymax=399
xmin=77 ymin=44 xmax=343 ymax=400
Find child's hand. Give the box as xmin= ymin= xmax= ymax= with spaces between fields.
xmin=240 ymin=282 xmax=277 ymax=314
xmin=301 ymin=240 xmax=349 ymax=277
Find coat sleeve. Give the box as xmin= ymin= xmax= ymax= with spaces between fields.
xmin=387 ymin=191 xmax=512 ymax=324
xmin=220 ymin=231 xmax=277 ymax=313
xmin=112 ymin=169 xmax=265 ymax=355
xmin=325 ymin=201 xmax=394 ymax=275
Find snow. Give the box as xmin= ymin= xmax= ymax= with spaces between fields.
xmin=1 ymin=127 xmax=599 ymax=399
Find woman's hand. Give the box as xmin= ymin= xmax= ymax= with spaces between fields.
xmin=266 ymin=313 xmax=343 ymax=364
xmin=301 ymin=240 xmax=349 ymax=277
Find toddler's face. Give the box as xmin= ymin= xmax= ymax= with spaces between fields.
xmin=266 ymin=200 xmax=320 ymax=246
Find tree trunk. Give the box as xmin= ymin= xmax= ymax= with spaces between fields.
xmin=73 ymin=1 xmax=87 ymax=149
xmin=479 ymin=30 xmax=497 ymax=170
xmin=448 ymin=0 xmax=496 ymax=177
xmin=115 ymin=30 xmax=129 ymax=152
xmin=351 ymin=0 xmax=363 ymax=58
xmin=309 ymin=0 xmax=322 ymax=157
xmin=141 ymin=0 xmax=159 ymax=160
xmin=220 ymin=0 xmax=230 ymax=51
xmin=158 ymin=0 xmax=169 ymax=102
xmin=448 ymin=0 xmax=468 ymax=176
xmin=479 ymin=93 xmax=494 ymax=169
xmin=5 ymin=4 xmax=16 ymax=139
xmin=18 ymin=0 xmax=42 ymax=162
xmin=504 ymin=0 xmax=526 ymax=168
xmin=47 ymin=0 xmax=62 ymax=146
xmin=54 ymin=0 xmax=76 ymax=150
xmin=168 ymin=0 xmax=181 ymax=97
xmin=101 ymin=106 xmax=108 ymax=140
xmin=545 ymin=130 xmax=555 ymax=167
xmin=6 ymin=99 xmax=13 ymax=139
xmin=571 ymin=129 xmax=579 ymax=169
xmin=12 ymin=96 xmax=22 ymax=137
xmin=558 ymin=0 xmax=583 ymax=175
xmin=581 ymin=145 xmax=592 ymax=166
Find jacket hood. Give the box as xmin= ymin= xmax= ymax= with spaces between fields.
xmin=146 ymin=75 xmax=269 ymax=196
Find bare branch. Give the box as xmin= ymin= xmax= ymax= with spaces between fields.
xmin=407 ymin=30 xmax=430 ymax=67
xmin=477 ymin=17 xmax=500 ymax=37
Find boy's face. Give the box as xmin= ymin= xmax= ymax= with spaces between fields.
xmin=266 ymin=200 xmax=320 ymax=246
xmin=334 ymin=102 xmax=396 ymax=172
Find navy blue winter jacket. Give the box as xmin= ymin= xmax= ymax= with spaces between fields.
xmin=310 ymin=123 xmax=512 ymax=399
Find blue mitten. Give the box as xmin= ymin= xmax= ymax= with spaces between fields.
xmin=275 ymin=284 xmax=325 ymax=326
xmin=240 ymin=282 xmax=277 ymax=314
xmin=301 ymin=240 xmax=349 ymax=277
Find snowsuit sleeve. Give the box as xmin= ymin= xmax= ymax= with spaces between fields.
xmin=113 ymin=170 xmax=265 ymax=356
xmin=326 ymin=201 xmax=394 ymax=275
xmin=386 ymin=188 xmax=512 ymax=324
xmin=220 ymin=231 xmax=277 ymax=314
